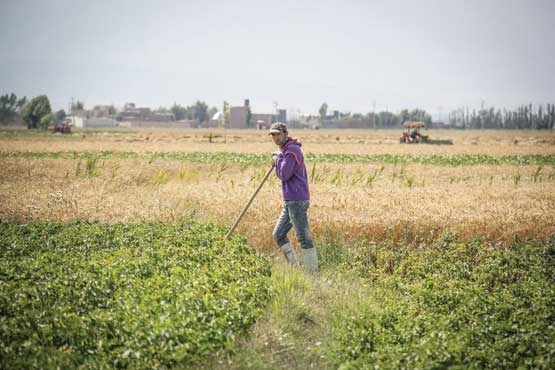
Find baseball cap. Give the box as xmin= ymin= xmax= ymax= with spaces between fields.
xmin=269 ymin=122 xmax=287 ymax=134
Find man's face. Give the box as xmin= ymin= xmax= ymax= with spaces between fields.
xmin=271 ymin=131 xmax=287 ymax=146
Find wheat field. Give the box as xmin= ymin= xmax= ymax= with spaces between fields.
xmin=1 ymin=128 xmax=554 ymax=253
xmin=2 ymin=128 xmax=555 ymax=155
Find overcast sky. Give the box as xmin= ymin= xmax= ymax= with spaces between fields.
xmin=1 ymin=0 xmax=554 ymax=117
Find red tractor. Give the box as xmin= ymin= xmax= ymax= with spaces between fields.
xmin=53 ymin=118 xmax=72 ymax=134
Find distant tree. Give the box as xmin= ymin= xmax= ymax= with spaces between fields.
xmin=446 ymin=103 xmax=555 ymax=130
xmin=171 ymin=104 xmax=186 ymax=121
xmin=407 ymin=109 xmax=432 ymax=125
xmin=185 ymin=106 xmax=195 ymax=120
xmin=378 ymin=111 xmax=399 ymax=128
xmin=0 ymin=93 xmax=26 ymax=123
xmin=367 ymin=112 xmax=378 ymax=128
xmin=156 ymin=106 xmax=170 ymax=114
xmin=21 ymin=95 xmax=52 ymax=129
xmin=18 ymin=96 xmax=27 ymax=109
xmin=193 ymin=100 xmax=208 ymax=123
xmin=548 ymin=104 xmax=555 ymax=130
xmin=319 ymin=102 xmax=328 ymax=122
xmin=548 ymin=104 xmax=554 ymax=130
xmin=399 ymin=109 xmax=410 ymax=124
xmin=0 ymin=93 xmax=18 ymax=123
xmin=54 ymin=109 xmax=66 ymax=124
xmin=40 ymin=113 xmax=53 ymax=129
xmin=71 ymin=100 xmax=84 ymax=112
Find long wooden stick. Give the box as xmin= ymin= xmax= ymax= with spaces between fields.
xmin=224 ymin=164 xmax=275 ymax=240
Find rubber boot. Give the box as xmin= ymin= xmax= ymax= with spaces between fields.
xmin=279 ymin=242 xmax=298 ymax=265
xmin=302 ymin=247 xmax=318 ymax=275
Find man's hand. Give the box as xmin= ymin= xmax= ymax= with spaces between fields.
xmin=271 ymin=152 xmax=279 ymax=167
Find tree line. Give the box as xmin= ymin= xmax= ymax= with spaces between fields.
xmin=157 ymin=101 xmax=218 ymax=123
xmin=313 ymin=102 xmax=555 ymax=130
xmin=1 ymin=93 xmax=53 ymax=129
xmin=0 ymin=93 xmax=27 ymax=124
xmin=315 ymin=102 xmax=433 ymax=129
xmin=447 ymin=104 xmax=555 ymax=130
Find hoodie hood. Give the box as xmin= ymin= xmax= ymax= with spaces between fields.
xmin=280 ymin=137 xmax=302 ymax=151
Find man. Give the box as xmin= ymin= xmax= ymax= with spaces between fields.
xmin=269 ymin=122 xmax=318 ymax=274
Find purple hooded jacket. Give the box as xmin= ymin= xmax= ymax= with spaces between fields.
xmin=275 ymin=138 xmax=310 ymax=201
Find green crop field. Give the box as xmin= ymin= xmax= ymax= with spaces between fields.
xmin=321 ymin=235 xmax=555 ymax=369
xmin=0 ymin=221 xmax=270 ymax=369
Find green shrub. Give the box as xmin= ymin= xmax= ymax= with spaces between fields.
xmin=0 ymin=221 xmax=271 ymax=369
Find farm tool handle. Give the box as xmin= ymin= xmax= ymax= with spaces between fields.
xmin=224 ymin=164 xmax=275 ymax=240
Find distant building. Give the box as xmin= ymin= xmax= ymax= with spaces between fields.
xmin=82 ymin=118 xmax=118 ymax=128
xmin=251 ymin=113 xmax=274 ymax=127
xmin=177 ymin=120 xmax=195 ymax=128
xmin=207 ymin=111 xmax=223 ymax=128
xmin=230 ymin=100 xmax=250 ymax=129
xmin=67 ymin=115 xmax=84 ymax=128
xmin=277 ymin=109 xmax=287 ymax=123
xmin=91 ymin=105 xmax=115 ymax=118
xmin=229 ymin=99 xmax=286 ymax=129
xmin=67 ymin=114 xmax=118 ymax=128
xmin=117 ymin=103 xmax=175 ymax=122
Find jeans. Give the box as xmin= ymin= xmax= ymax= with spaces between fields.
xmin=273 ymin=200 xmax=314 ymax=250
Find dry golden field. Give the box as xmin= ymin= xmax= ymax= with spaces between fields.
xmin=1 ymin=128 xmax=554 ymax=254
xmin=2 ymin=128 xmax=555 ymax=155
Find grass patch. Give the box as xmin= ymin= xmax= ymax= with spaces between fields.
xmin=0 ymin=220 xmax=271 ymax=369
xmin=208 ymin=263 xmax=331 ymax=369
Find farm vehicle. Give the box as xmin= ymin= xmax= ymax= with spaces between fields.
xmin=400 ymin=121 xmax=453 ymax=145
